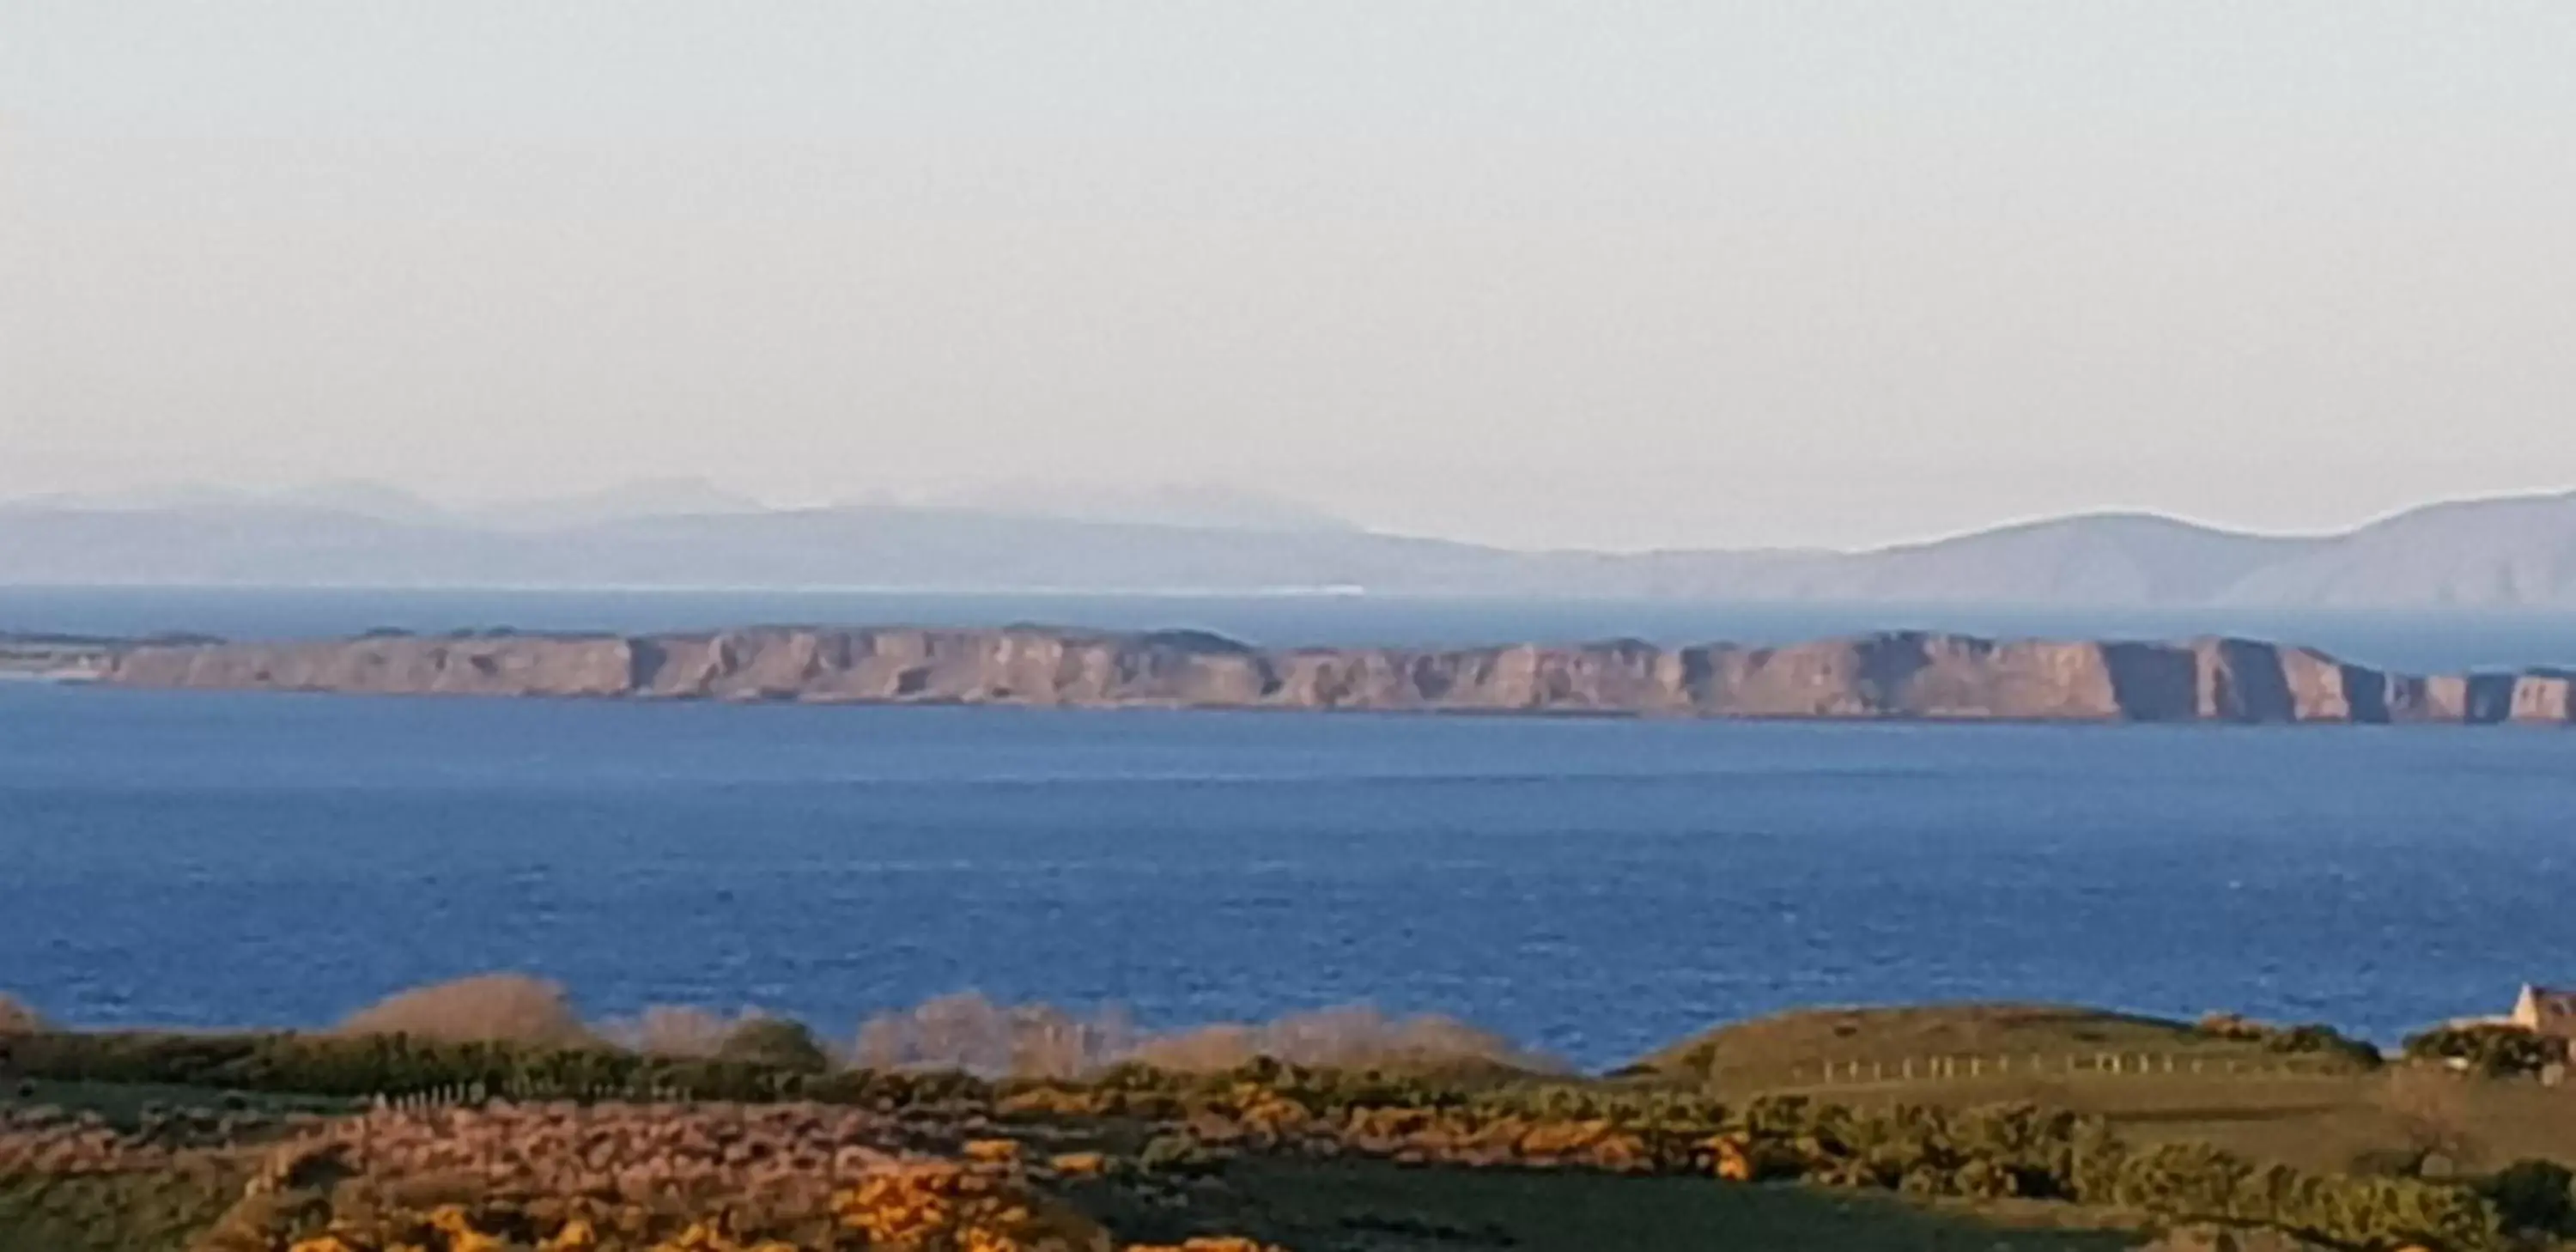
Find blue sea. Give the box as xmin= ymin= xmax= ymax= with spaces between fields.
xmin=3 ymin=587 xmax=2575 ymax=1067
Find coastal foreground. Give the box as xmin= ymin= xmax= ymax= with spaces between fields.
xmin=34 ymin=623 xmax=2576 ymax=723
xmin=6 ymin=983 xmax=2576 ymax=1251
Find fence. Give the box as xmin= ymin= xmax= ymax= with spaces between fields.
xmin=1719 ymin=1050 xmax=2364 ymax=1093
xmin=362 ymin=1079 xmax=720 ymax=1112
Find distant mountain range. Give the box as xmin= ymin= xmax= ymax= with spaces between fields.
xmin=3 ymin=482 xmax=2575 ymax=609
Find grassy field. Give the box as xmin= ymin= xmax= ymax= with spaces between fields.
xmin=0 ymin=1165 xmax=243 ymax=1252
xmin=0 ymin=1159 xmax=2148 ymax=1252
xmin=3 ymin=1079 xmax=350 ymax=1127
xmin=1087 ymin=1158 xmax=2144 ymax=1252
xmin=1708 ymin=1065 xmax=2576 ymax=1176
xmin=1635 ymin=1003 xmax=2576 ymax=1176
xmin=1638 ymin=1003 xmax=2336 ymax=1084
xmin=8 ymin=1001 xmax=2569 ymax=1251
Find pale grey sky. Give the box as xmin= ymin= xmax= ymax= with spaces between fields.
xmin=3 ymin=2 xmax=2572 ymax=550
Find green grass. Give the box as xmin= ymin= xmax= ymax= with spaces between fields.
xmin=1619 ymin=1001 xmax=2573 ymax=1179
xmin=1636 ymin=1003 xmax=2325 ymax=1088
xmin=3 ymin=1079 xmax=349 ymax=1128
xmin=1648 ymin=1017 xmax=2576 ymax=1178
xmin=0 ymin=1165 xmax=243 ymax=1252
xmin=0 ymin=1081 xmax=311 ymax=1252
xmin=1084 ymin=1158 xmax=2144 ymax=1252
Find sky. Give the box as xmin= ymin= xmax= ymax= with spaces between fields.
xmin=3 ymin=2 xmax=2573 ymax=552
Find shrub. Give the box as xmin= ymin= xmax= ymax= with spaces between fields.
xmin=337 ymin=974 xmax=591 ymax=1047
xmin=2379 ymin=1066 xmax=2482 ymax=1168
xmin=598 ymin=1005 xmax=734 ymax=1058
xmin=2196 ymin=1012 xmax=2266 ymax=1041
xmin=0 ymin=992 xmax=44 ymax=1035
xmin=2195 ymin=1012 xmax=2382 ymax=1069
xmin=2262 ymin=1024 xmax=2384 ymax=1069
xmin=1127 ymin=1006 xmax=1563 ymax=1076
xmin=2481 ymin=1159 xmax=2575 ymax=1235
xmin=2403 ymin=1025 xmax=2562 ymax=1079
xmin=717 ymin=1015 xmax=831 ymax=1073
xmin=2069 ymin=1136 xmax=2504 ymax=1251
xmin=849 ymin=993 xmax=1562 ymax=1079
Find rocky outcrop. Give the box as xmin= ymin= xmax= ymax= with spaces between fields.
xmin=97 ymin=626 xmax=2576 ymax=726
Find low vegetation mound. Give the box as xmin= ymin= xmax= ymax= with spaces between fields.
xmin=1634 ymin=1003 xmax=2232 ymax=1080
xmin=15 ymin=981 xmax=2569 ymax=1251
xmin=0 ymin=993 xmax=45 ymax=1036
xmin=336 ymin=974 xmax=591 ymax=1048
xmin=853 ymin=992 xmax=1562 ymax=1080
xmin=2403 ymin=1024 xmax=2567 ymax=1079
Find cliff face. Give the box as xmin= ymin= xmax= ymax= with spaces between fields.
xmin=95 ymin=626 xmax=2576 ymax=726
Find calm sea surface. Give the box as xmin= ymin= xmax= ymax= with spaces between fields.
xmin=3 ymin=588 xmax=2574 ymax=1067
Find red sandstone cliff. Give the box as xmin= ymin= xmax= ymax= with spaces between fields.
xmin=94 ymin=627 xmax=2576 ymax=726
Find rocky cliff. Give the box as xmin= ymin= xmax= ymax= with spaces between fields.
xmin=94 ymin=626 xmax=2576 ymax=725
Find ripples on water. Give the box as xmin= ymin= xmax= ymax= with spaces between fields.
xmin=3 ymin=670 xmax=2573 ymax=1067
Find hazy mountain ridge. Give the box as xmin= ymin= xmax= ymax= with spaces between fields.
xmin=3 ymin=485 xmax=2574 ymax=608
xmin=92 ymin=623 xmax=2576 ymax=725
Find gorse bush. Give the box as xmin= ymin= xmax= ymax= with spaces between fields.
xmin=0 ymin=1018 xmax=2519 ymax=1252
xmin=2078 ymin=1141 xmax=2498 ymax=1250
xmin=0 ymin=1030 xmax=848 ymax=1103
xmin=596 ymin=1006 xmax=832 ymax=1072
xmin=2480 ymin=1158 xmax=2576 ymax=1236
xmin=2193 ymin=1013 xmax=2383 ymax=1069
xmin=715 ymin=1015 xmax=832 ymax=1073
xmin=0 ymin=977 xmax=2530 ymax=1251
xmin=2376 ymin=1065 xmax=2482 ymax=1167
xmin=2403 ymin=1024 xmax=2563 ymax=1079
xmin=337 ymin=974 xmax=590 ymax=1048
xmin=1127 ymin=1005 xmax=1558 ymax=1077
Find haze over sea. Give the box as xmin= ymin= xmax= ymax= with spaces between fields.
xmin=5 ymin=587 xmax=2575 ymax=1067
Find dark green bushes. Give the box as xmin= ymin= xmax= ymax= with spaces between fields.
xmin=1699 ymin=1097 xmax=2500 ymax=1251
xmin=0 ymin=1030 xmax=849 ymax=1103
xmin=2194 ymin=1014 xmax=2384 ymax=1069
xmin=2479 ymin=1158 xmax=2575 ymax=1237
xmin=0 ymin=1027 xmax=2526 ymax=1251
xmin=2402 ymin=1026 xmax=2563 ymax=1079
xmin=1117 ymin=1073 xmax=2508 ymax=1251
xmin=714 ymin=1017 xmax=832 ymax=1073
xmin=2079 ymin=1140 xmax=2496 ymax=1250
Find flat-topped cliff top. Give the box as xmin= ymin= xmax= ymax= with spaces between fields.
xmin=64 ymin=623 xmax=2576 ymax=726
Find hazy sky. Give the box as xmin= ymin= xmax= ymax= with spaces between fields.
xmin=4 ymin=2 xmax=2573 ymax=550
